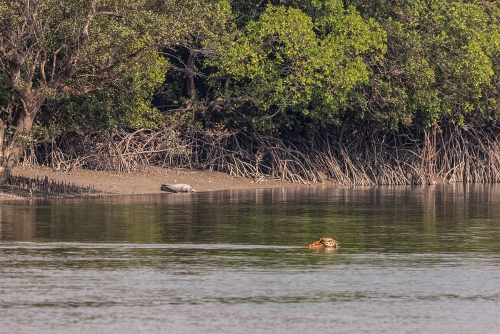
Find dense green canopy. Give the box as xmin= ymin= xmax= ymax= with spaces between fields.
xmin=2 ymin=0 xmax=500 ymax=180
xmin=348 ymin=0 xmax=500 ymax=128
xmin=208 ymin=1 xmax=385 ymax=130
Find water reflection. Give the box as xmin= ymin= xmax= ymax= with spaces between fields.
xmin=2 ymin=184 xmax=500 ymax=333
xmin=2 ymin=184 xmax=500 ymax=253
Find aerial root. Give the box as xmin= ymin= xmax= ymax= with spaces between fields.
xmin=20 ymin=124 xmax=500 ymax=185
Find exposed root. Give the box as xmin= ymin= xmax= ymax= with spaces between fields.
xmin=20 ymin=124 xmax=500 ymax=185
xmin=195 ymin=132 xmax=321 ymax=184
xmin=2 ymin=174 xmax=100 ymax=198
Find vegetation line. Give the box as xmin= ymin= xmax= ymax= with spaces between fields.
xmin=20 ymin=124 xmax=500 ymax=186
xmin=3 ymin=1 xmax=500 ymax=185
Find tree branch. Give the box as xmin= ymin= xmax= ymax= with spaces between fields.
xmin=50 ymin=45 xmax=65 ymax=82
xmin=52 ymin=0 xmax=125 ymax=88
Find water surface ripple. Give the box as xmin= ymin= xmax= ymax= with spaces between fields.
xmin=1 ymin=184 xmax=500 ymax=333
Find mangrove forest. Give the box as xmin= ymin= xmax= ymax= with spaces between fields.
xmin=2 ymin=0 xmax=500 ymax=185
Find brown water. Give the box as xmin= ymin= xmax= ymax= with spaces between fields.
xmin=1 ymin=185 xmax=500 ymax=333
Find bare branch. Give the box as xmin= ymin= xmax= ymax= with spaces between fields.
xmin=50 ymin=45 xmax=65 ymax=82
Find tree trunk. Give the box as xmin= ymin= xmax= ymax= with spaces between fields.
xmin=0 ymin=119 xmax=6 ymax=184
xmin=0 ymin=94 xmax=44 ymax=184
xmin=186 ymin=48 xmax=199 ymax=125
xmin=186 ymin=49 xmax=198 ymax=103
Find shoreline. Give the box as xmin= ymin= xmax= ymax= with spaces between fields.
xmin=0 ymin=165 xmax=332 ymax=200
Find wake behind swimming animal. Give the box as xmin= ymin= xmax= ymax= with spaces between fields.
xmin=307 ymin=238 xmax=338 ymax=249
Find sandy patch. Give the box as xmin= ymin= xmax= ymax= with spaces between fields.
xmin=1 ymin=165 xmax=333 ymax=199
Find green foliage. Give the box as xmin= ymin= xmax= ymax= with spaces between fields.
xmin=6 ymin=0 xmax=500 ymax=155
xmin=0 ymin=0 xmax=221 ymax=134
xmin=47 ymin=0 xmax=233 ymax=132
xmin=154 ymin=0 xmax=233 ymax=114
xmin=208 ymin=0 xmax=386 ymax=130
xmin=41 ymin=52 xmax=167 ymax=135
xmin=349 ymin=0 xmax=500 ymax=128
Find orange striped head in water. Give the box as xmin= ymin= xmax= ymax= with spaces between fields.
xmin=307 ymin=238 xmax=338 ymax=249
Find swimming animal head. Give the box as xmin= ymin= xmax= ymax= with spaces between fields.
xmin=307 ymin=237 xmax=338 ymax=249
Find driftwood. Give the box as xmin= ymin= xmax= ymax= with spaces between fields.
xmin=160 ymin=184 xmax=195 ymax=193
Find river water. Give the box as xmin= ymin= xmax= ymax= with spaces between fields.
xmin=1 ymin=184 xmax=500 ymax=333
